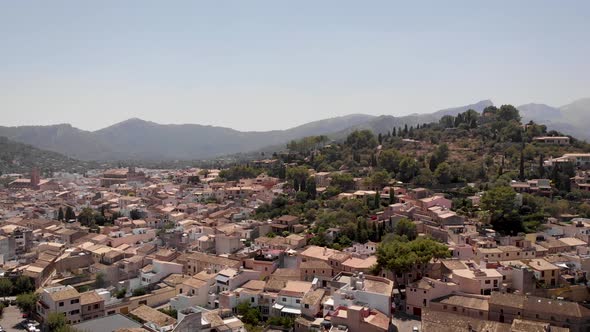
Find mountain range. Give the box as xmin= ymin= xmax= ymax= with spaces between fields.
xmin=0 ymin=98 xmax=588 ymax=161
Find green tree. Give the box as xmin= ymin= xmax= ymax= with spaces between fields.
xmin=77 ymin=207 xmax=95 ymax=226
xmin=47 ymin=311 xmax=68 ymax=332
xmin=14 ymin=275 xmax=34 ymax=294
xmin=16 ymin=292 xmax=38 ymax=317
xmin=236 ymin=301 xmax=261 ymax=326
xmin=375 ymin=236 xmax=449 ymax=293
xmin=129 ymin=209 xmax=142 ymax=220
xmin=481 ymin=186 xmax=523 ymax=234
xmin=398 ymin=157 xmax=419 ymax=182
xmin=345 ymin=130 xmax=378 ymax=150
xmin=429 ymin=144 xmax=449 ymax=171
xmin=0 ymin=278 xmax=13 ymax=300
xmin=394 ymin=218 xmax=417 ymax=240
xmin=367 ymin=170 xmax=390 ymax=190
xmin=306 ymin=178 xmax=317 ymax=200
xmin=95 ymin=272 xmax=108 ymax=288
xmin=379 ymin=149 xmax=403 ymax=173
xmin=434 ymin=162 xmax=452 ymax=184
xmin=132 ymin=287 xmax=147 ymax=297
xmin=330 ymin=173 xmax=355 ymax=192
xmin=389 ymin=189 xmax=395 ymax=205
xmin=65 ymin=206 xmax=76 ymax=221
xmin=57 ymin=207 xmax=64 ymax=221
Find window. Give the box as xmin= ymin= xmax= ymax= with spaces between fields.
xmin=443 ymin=305 xmax=447 ymax=310
xmin=59 ymin=302 xmax=64 ymax=307
xmin=296 ymin=299 xmax=300 ymax=304
xmin=453 ymin=307 xmax=457 ymax=312
xmin=70 ymin=310 xmax=80 ymax=315
xmin=71 ymin=299 xmax=79 ymax=304
xmin=485 ymin=280 xmax=491 ymax=284
xmin=282 ymin=297 xmax=287 ymax=302
xmin=94 ymin=304 xmax=99 ymax=309
xmin=251 ymin=298 xmax=255 ymax=303
xmin=479 ymin=311 xmax=483 ymax=316
xmin=179 ymin=288 xmax=183 ymax=294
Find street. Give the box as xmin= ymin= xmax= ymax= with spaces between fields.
xmin=0 ymin=305 xmax=25 ymax=332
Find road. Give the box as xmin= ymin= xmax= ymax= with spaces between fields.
xmin=0 ymin=305 xmax=25 ymax=332
xmin=392 ymin=312 xmax=421 ymax=332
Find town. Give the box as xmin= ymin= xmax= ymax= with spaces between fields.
xmin=1 ymin=106 xmax=590 ymax=332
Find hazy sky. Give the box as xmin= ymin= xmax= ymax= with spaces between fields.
xmin=1 ymin=1 xmax=589 ymax=131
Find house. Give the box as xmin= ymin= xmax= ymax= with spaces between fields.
xmin=405 ymin=277 xmax=460 ymax=316
xmin=38 ymin=285 xmax=82 ymax=324
xmin=533 ymin=136 xmax=570 ymax=145
xmin=130 ymin=305 xmax=176 ymax=332
xmin=80 ymin=290 xmax=105 ymax=321
xmin=488 ymin=292 xmax=590 ymax=332
xmin=273 ymin=280 xmax=313 ymax=317
xmin=182 ymin=252 xmax=241 ymax=275
xmin=329 ymin=305 xmax=391 ymax=332
xmin=329 ymin=272 xmax=394 ymax=317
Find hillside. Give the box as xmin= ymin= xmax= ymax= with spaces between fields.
xmin=0 ymin=136 xmax=93 ymax=175
xmin=518 ymin=98 xmax=590 ymax=140
xmin=330 ymin=100 xmax=493 ymax=139
xmin=0 ymin=114 xmax=376 ymax=161
xmin=1 ymin=98 xmax=587 ymax=161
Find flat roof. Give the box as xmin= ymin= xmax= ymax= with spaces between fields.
xmin=73 ymin=314 xmax=141 ymax=332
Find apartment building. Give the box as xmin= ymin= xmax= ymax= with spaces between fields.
xmin=38 ymin=285 xmax=82 ymax=324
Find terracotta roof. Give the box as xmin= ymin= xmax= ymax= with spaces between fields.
xmin=47 ymin=286 xmax=80 ymax=302
xmin=130 ymin=305 xmax=176 ymax=327
xmin=80 ymin=291 xmax=103 ymax=305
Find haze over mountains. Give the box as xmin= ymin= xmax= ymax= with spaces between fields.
xmin=1 ymin=98 xmax=588 ymax=161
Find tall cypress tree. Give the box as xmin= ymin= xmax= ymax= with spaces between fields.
xmin=519 ymin=143 xmax=525 ymax=181
xmin=57 ymin=207 xmax=64 ymax=221
xmin=538 ymin=154 xmax=545 ymax=178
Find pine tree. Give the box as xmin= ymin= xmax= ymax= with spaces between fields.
xmin=392 ymin=128 xmax=397 ymax=137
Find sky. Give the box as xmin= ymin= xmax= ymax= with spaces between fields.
xmin=1 ymin=1 xmax=589 ymax=132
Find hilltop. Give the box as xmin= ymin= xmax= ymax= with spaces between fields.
xmin=0 ymin=98 xmax=588 ymax=161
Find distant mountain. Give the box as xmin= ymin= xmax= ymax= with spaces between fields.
xmin=518 ymin=103 xmax=563 ymax=123
xmin=0 ymin=114 xmax=375 ymax=161
xmin=3 ymin=98 xmax=586 ymax=161
xmin=517 ymin=98 xmax=590 ymax=140
xmin=0 ymin=136 xmax=91 ymax=175
xmin=330 ymin=100 xmax=494 ymax=138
